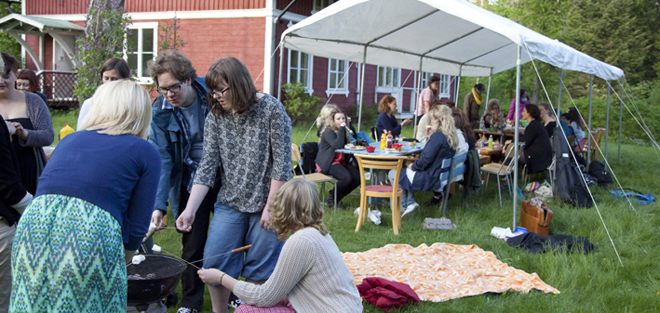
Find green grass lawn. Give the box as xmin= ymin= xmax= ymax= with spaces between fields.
xmin=50 ymin=111 xmax=660 ymax=312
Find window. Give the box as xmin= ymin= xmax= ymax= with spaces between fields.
xmin=377 ymin=66 xmax=400 ymax=90
xmin=288 ymin=50 xmax=313 ymax=93
xmin=326 ymin=58 xmax=348 ymax=96
xmin=312 ymin=0 xmax=334 ymax=13
xmin=126 ymin=23 xmax=157 ymax=83
xmin=420 ymin=72 xmax=451 ymax=98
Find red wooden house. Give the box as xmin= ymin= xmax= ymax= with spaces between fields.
xmin=1 ymin=0 xmax=455 ymax=116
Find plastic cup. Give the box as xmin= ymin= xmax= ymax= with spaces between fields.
xmin=366 ymin=146 xmax=375 ymax=153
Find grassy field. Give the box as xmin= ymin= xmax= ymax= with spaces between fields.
xmin=50 ymin=111 xmax=660 ymax=312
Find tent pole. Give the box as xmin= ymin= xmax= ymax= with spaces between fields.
xmin=483 ymin=68 xmax=492 ymax=119
xmin=605 ymin=80 xmax=610 ymax=160
xmin=357 ymin=45 xmax=368 ymax=133
xmin=586 ymin=75 xmax=593 ymax=168
xmin=277 ymin=37 xmax=286 ymax=101
xmin=557 ymin=70 xmax=563 ymax=117
xmin=414 ymin=58 xmax=424 ymax=127
xmin=454 ymin=65 xmax=462 ymax=104
xmin=618 ymin=79 xmax=624 ymax=160
xmin=513 ymin=45 xmax=521 ymax=231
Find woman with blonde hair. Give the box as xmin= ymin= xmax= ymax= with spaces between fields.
xmin=10 ymin=80 xmax=161 ymax=312
xmin=391 ymin=105 xmax=459 ymax=219
xmin=315 ymin=107 xmax=360 ymax=209
xmin=316 ymin=103 xmax=339 ymax=137
xmin=198 ymin=178 xmax=363 ymax=313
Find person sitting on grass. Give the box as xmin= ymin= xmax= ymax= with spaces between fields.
xmin=392 ymin=105 xmax=458 ymax=219
xmin=197 ymin=178 xmax=363 ymax=313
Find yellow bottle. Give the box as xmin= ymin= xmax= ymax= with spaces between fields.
xmin=380 ymin=131 xmax=387 ymax=149
xmin=488 ymin=135 xmax=494 ymax=149
xmin=59 ymin=124 xmax=75 ymax=140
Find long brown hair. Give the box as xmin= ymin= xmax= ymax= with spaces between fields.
xmin=205 ymin=57 xmax=258 ymax=116
xmin=378 ymin=95 xmax=395 ymax=115
xmin=452 ymin=108 xmax=475 ymax=141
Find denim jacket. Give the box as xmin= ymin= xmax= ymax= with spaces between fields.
xmin=149 ymin=76 xmax=209 ymax=217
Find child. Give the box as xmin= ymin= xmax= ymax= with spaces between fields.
xmin=197 ymin=178 xmax=363 ymax=313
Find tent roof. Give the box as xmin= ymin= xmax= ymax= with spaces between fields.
xmin=0 ymin=13 xmax=84 ymax=35
xmin=281 ymin=0 xmax=624 ymax=80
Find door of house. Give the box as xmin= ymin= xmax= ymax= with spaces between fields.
xmin=52 ymin=35 xmax=76 ymax=101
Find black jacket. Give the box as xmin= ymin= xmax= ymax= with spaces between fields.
xmin=523 ymin=119 xmax=553 ymax=174
xmin=316 ymin=127 xmax=348 ymax=174
xmin=1 ymin=116 xmax=29 ymax=225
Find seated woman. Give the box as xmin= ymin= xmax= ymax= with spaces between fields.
xmin=197 ymin=178 xmax=363 ymax=313
xmin=539 ymin=103 xmax=557 ymax=137
xmin=520 ymin=104 xmax=553 ymax=175
xmin=567 ymin=108 xmax=585 ymax=145
xmin=559 ymin=113 xmax=575 ymax=138
xmin=415 ymin=100 xmax=443 ymax=143
xmin=316 ymin=104 xmax=339 ymax=137
xmin=483 ymin=99 xmax=504 ymax=130
xmin=376 ymin=95 xmax=411 ymax=139
xmin=507 ymin=89 xmax=531 ymax=122
xmin=0 ymin=52 xmax=54 ymax=195
xmin=15 ymin=69 xmax=47 ymax=105
xmin=10 ymin=80 xmax=161 ymax=312
xmin=391 ymin=105 xmax=458 ymax=219
xmin=77 ymin=57 xmax=130 ymax=127
xmin=315 ymin=107 xmax=360 ymax=209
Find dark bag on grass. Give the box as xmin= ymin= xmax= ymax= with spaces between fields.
xmin=587 ymin=160 xmax=612 ymax=186
xmin=300 ymin=142 xmax=319 ymax=174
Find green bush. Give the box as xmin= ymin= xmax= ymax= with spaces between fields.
xmin=345 ymin=102 xmax=380 ymax=130
xmin=281 ymin=82 xmax=323 ymax=125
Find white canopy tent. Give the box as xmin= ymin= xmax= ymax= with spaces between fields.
xmin=278 ymin=0 xmax=624 ymax=230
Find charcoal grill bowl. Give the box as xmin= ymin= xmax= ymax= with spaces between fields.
xmin=127 ymin=254 xmax=186 ymax=307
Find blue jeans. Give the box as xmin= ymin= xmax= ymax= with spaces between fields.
xmin=389 ymin=169 xmax=417 ymax=207
xmin=203 ymin=201 xmax=283 ymax=284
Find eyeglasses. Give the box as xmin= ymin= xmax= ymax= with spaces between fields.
xmin=157 ymin=82 xmax=182 ymax=95
xmin=210 ymin=87 xmax=230 ymax=98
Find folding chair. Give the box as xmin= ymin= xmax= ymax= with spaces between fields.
xmin=291 ymin=144 xmax=338 ymax=215
xmin=480 ymin=142 xmax=522 ymax=207
xmin=439 ymin=153 xmax=468 ymax=217
xmin=354 ymin=154 xmax=406 ymax=235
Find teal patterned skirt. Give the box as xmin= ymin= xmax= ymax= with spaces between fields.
xmin=10 ymin=194 xmax=127 ymax=312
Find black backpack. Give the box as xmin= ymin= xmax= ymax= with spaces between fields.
xmin=300 ymin=142 xmax=319 ymax=174
xmin=588 ymin=160 xmax=613 ymax=186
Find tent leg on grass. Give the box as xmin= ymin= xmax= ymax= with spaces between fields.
xmin=587 ymin=75 xmax=594 ymax=167
xmin=512 ymin=45 xmax=521 ymax=230
xmin=605 ymin=81 xmax=610 ymax=160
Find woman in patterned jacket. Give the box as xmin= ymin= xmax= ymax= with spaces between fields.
xmin=177 ymin=57 xmax=292 ymax=313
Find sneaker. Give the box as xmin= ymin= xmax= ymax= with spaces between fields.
xmin=423 ymin=196 xmax=442 ymax=206
xmin=177 ymin=308 xmax=199 ymax=313
xmin=401 ymin=203 xmax=420 ymax=219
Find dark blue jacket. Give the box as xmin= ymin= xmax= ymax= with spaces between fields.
xmin=399 ymin=131 xmax=455 ymax=192
xmin=148 ymin=76 xmax=209 ymax=217
xmin=376 ymin=113 xmax=402 ymax=138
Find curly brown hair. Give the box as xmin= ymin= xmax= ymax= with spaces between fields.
xmin=269 ymin=178 xmax=329 ymax=241
xmin=378 ymin=95 xmax=395 ymax=114
xmin=147 ymin=50 xmax=197 ymax=86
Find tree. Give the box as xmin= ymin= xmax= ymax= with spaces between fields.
xmin=0 ymin=0 xmax=22 ymax=60
xmin=73 ymin=0 xmax=130 ymax=101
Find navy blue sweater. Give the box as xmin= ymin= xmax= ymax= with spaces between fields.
xmin=376 ymin=113 xmax=402 ymax=138
xmin=399 ymin=131 xmax=455 ymax=192
xmin=36 ymin=130 xmax=161 ymax=250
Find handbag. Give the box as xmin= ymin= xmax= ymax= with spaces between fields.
xmin=519 ymin=200 xmax=553 ymax=237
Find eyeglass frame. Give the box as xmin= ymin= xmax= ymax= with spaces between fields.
xmin=210 ymin=87 xmax=230 ymax=98
xmin=156 ymin=82 xmax=183 ymax=95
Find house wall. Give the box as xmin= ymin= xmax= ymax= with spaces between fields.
xmin=26 ymin=0 xmax=267 ymax=15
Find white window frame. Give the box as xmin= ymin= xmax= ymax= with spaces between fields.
xmin=312 ymin=0 xmax=335 ymax=14
xmin=376 ymin=66 xmax=401 ymax=93
xmin=438 ymin=74 xmax=451 ymax=98
xmin=420 ymin=72 xmax=451 ymax=98
xmin=125 ymin=22 xmax=158 ymax=84
xmin=326 ymin=58 xmax=349 ymax=97
xmin=287 ymin=49 xmax=314 ymax=94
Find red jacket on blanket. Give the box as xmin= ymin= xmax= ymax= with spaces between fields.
xmin=356 ymin=277 xmax=420 ymax=311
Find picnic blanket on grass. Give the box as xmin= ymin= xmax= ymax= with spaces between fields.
xmin=342 ymin=243 xmax=559 ymax=302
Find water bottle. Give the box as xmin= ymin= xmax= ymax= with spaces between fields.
xmin=479 ymin=119 xmax=485 ymax=130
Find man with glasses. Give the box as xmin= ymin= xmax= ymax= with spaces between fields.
xmin=147 ymin=50 xmax=220 ymax=313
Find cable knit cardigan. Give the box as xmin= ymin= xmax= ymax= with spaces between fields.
xmin=18 ymin=92 xmax=54 ymax=177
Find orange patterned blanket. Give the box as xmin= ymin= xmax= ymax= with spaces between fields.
xmin=342 ymin=243 xmax=560 ymax=302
